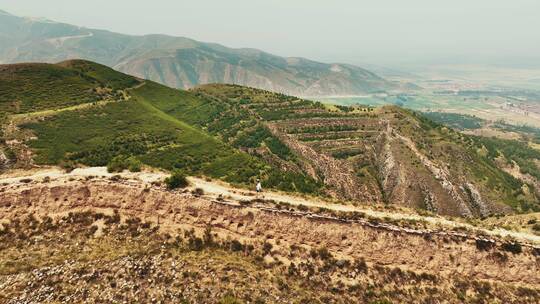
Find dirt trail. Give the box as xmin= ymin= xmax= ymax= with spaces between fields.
xmin=1 ymin=166 xmax=539 ymax=244
xmin=45 ymin=32 xmax=94 ymax=47
xmin=9 ymin=81 xmax=147 ymax=124
xmin=10 ymin=99 xmax=122 ymax=123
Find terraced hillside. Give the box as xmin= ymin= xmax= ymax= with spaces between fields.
xmin=189 ymin=85 xmax=539 ymax=217
xmin=1 ymin=61 xmax=538 ymax=217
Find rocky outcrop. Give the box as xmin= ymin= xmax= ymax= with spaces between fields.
xmin=395 ymin=132 xmax=473 ymax=217
xmin=463 ymin=183 xmax=490 ymax=217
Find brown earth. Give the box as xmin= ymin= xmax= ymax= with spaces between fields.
xmin=1 ymin=170 xmax=539 ymax=303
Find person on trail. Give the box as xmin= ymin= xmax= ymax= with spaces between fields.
xmin=256 ymin=179 xmax=262 ymax=193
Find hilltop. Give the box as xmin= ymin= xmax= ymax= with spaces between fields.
xmin=0 ymin=10 xmax=398 ymax=96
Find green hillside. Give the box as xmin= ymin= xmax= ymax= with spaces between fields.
xmin=58 ymin=60 xmax=140 ymax=90
xmin=1 ymin=60 xmax=318 ymax=192
xmin=1 ymin=60 xmax=538 ymax=216
xmin=190 ymin=84 xmax=539 ymax=215
xmin=0 ymin=63 xmax=105 ymax=114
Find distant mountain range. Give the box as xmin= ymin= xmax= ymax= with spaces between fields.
xmin=0 ymin=9 xmax=400 ymax=96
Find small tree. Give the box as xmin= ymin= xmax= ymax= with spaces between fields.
xmin=165 ymin=171 xmax=189 ymax=189
xmin=60 ymin=160 xmax=76 ymax=173
xmin=107 ymin=155 xmax=142 ymax=173
xmin=107 ymin=155 xmax=128 ymax=173
xmin=126 ymin=157 xmax=142 ymax=172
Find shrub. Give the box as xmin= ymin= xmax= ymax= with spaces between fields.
xmin=4 ymin=147 xmax=17 ymax=162
xmin=501 ymin=242 xmax=522 ymax=254
xmin=262 ymin=242 xmax=273 ymax=255
xmin=192 ymin=188 xmax=204 ymax=196
xmin=355 ymin=257 xmax=368 ymax=273
xmin=219 ymin=295 xmax=243 ymax=304
xmin=189 ymin=237 xmax=204 ymax=251
xmin=317 ymin=247 xmax=332 ymax=260
xmin=87 ymin=225 xmax=98 ymax=237
xmin=107 ymin=155 xmax=142 ymax=173
xmin=107 ymin=155 xmax=126 ymax=172
xmin=297 ymin=204 xmax=309 ymax=212
xmin=105 ymin=210 xmax=121 ymax=224
xmin=475 ymin=239 xmax=495 ymax=251
xmin=109 ymin=175 xmax=122 ymax=181
xmin=127 ymin=157 xmax=142 ymax=172
xmin=488 ymin=251 xmax=508 ymax=263
xmin=60 ymin=161 xmax=76 ymax=173
xmin=230 ymin=240 xmax=244 ymax=252
xmin=239 ymin=200 xmax=251 ymax=207
xmin=165 ymin=171 xmax=189 ymax=189
xmin=203 ymin=225 xmax=214 ymax=246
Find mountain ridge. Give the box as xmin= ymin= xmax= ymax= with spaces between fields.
xmin=0 ymin=10 xmax=398 ymax=96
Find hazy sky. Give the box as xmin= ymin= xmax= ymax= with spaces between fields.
xmin=1 ymin=0 xmax=539 ymax=67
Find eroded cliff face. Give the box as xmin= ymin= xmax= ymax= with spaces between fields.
xmin=267 ymin=122 xmax=379 ymax=203
xmin=1 ymin=177 xmax=539 ymax=289
xmin=252 ymin=105 xmax=522 ymax=217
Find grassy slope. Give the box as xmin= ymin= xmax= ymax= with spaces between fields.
xmin=57 ymin=60 xmax=140 ymax=90
xmin=0 ymin=63 xmax=101 ymax=114
xmin=422 ymin=112 xmax=484 ymax=130
xmin=7 ymin=61 xmax=317 ymax=191
xmin=132 ymin=82 xmax=323 ymax=194
xmin=22 ymin=92 xmax=259 ymax=185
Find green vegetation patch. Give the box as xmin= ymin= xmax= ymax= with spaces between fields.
xmin=494 ymin=122 xmax=540 ymax=144
xmin=18 ymin=77 xmax=321 ymax=194
xmin=475 ymin=136 xmax=540 ymax=180
xmin=132 ymin=81 xmax=221 ymax=126
xmin=0 ymin=63 xmax=101 ymax=114
xmin=412 ymin=111 xmax=539 ymax=212
xmin=22 ymin=96 xmax=260 ymax=183
xmin=165 ymin=171 xmax=189 ymax=189
xmin=422 ymin=112 xmax=484 ymax=130
xmin=58 ymin=60 xmax=140 ymax=90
